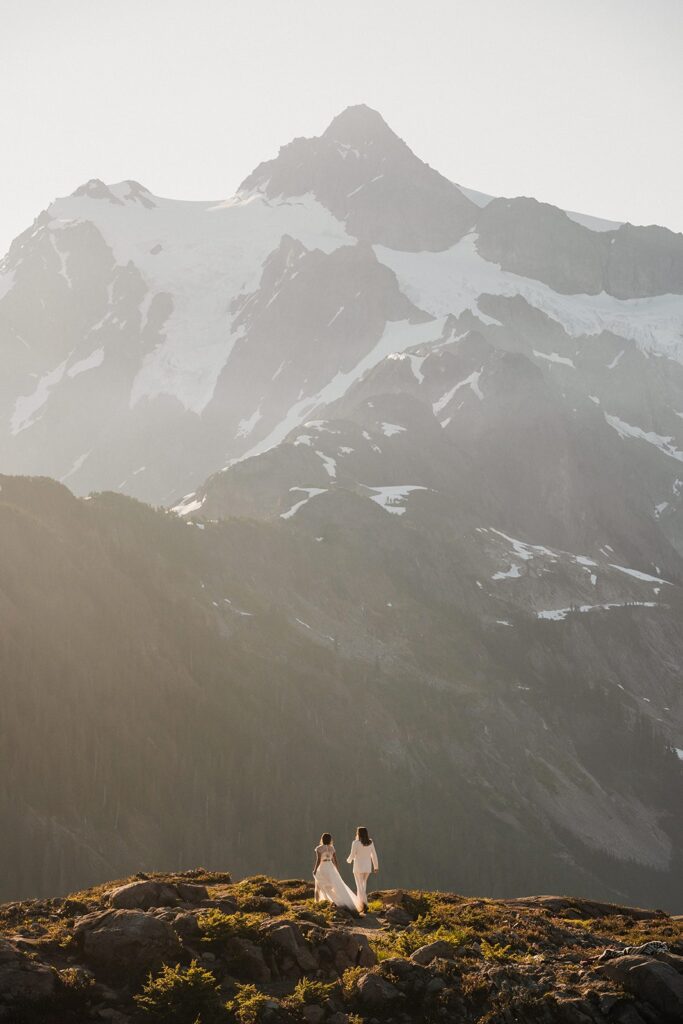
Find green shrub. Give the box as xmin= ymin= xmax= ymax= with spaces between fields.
xmin=226 ymin=983 xmax=272 ymax=1024
xmin=290 ymin=897 xmax=335 ymax=923
xmin=59 ymin=967 xmax=94 ymax=992
xmin=341 ymin=965 xmax=366 ymax=1000
xmin=285 ymin=977 xmax=336 ymax=1007
xmin=480 ymin=939 xmax=512 ymax=962
xmin=373 ymin=920 xmax=472 ymax=959
xmin=134 ymin=960 xmax=223 ymax=1023
xmin=199 ymin=909 xmax=264 ymax=944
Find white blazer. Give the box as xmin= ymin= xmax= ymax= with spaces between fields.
xmin=347 ymin=838 xmax=379 ymax=873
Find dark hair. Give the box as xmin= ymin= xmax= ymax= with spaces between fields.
xmin=357 ymin=826 xmax=371 ymax=846
xmin=321 ymin=832 xmax=332 ymax=845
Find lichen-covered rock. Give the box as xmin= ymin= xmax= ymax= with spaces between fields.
xmin=108 ymin=879 xmax=207 ymax=910
xmin=321 ymin=927 xmax=376 ymax=972
xmin=356 ymin=970 xmax=401 ymax=1008
xmin=599 ymin=954 xmax=683 ymax=1020
xmin=384 ymin=905 xmax=412 ymax=927
xmin=109 ymin=880 xmax=177 ymax=910
xmin=0 ymin=938 xmax=59 ymax=1003
xmin=174 ymin=882 xmax=209 ymax=904
xmin=410 ymin=938 xmax=456 ymax=965
xmin=226 ymin=936 xmax=271 ymax=983
xmin=74 ymin=909 xmax=181 ymax=976
xmin=266 ymin=920 xmax=318 ymax=971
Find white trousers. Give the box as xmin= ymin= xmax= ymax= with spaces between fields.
xmin=354 ymin=871 xmax=371 ymax=907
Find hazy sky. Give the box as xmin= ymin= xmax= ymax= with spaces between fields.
xmin=1 ymin=0 xmax=681 ymax=254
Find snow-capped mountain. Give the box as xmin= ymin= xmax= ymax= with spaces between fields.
xmin=2 ymin=106 xmax=683 ymax=906
xmin=2 ymin=104 xmax=683 ymax=510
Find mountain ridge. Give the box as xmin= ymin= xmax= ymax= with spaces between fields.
xmin=2 ymin=107 xmax=683 ymax=915
xmin=2 ymin=103 xmax=683 ymax=503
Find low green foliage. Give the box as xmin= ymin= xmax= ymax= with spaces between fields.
xmin=373 ymin=916 xmax=473 ymax=960
xmin=341 ymin=965 xmax=366 ymax=1000
xmin=59 ymin=967 xmax=94 ymax=992
xmin=34 ymin=917 xmax=76 ymax=950
xmin=563 ymin=917 xmax=593 ymax=931
xmin=198 ymin=909 xmax=265 ymax=944
xmin=480 ymin=939 xmax=513 ymax=961
xmin=291 ymin=897 xmax=336 ymax=923
xmin=284 ymin=977 xmax=336 ymax=1007
xmin=134 ymin=960 xmax=223 ymax=1023
xmin=226 ymin=983 xmax=272 ymax=1024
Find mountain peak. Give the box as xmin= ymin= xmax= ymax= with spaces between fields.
xmin=322 ymin=104 xmax=400 ymax=149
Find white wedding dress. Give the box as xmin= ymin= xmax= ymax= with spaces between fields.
xmin=314 ymin=843 xmax=362 ymax=913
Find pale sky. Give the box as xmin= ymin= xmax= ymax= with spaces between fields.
xmin=1 ymin=0 xmax=681 ymax=255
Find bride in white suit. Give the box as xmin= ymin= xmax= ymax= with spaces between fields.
xmin=347 ymin=825 xmax=379 ymax=911
xmin=313 ymin=833 xmax=362 ymax=913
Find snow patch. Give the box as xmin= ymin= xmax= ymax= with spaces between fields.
xmin=48 ymin=190 xmax=352 ymax=415
xmin=315 ymin=451 xmax=337 ymax=478
xmin=609 ymin=564 xmax=672 ymax=585
xmin=173 ymin=493 xmax=205 ymax=516
xmin=433 ymin=369 xmax=483 ymax=414
xmin=365 ymin=484 xmax=428 ymax=516
xmin=67 ymin=348 xmax=105 ymax=378
xmin=11 ymin=360 xmax=68 ymax=434
xmin=280 ymin=486 xmax=327 ymax=519
xmin=60 ymin=450 xmax=91 ymax=482
xmin=235 ymin=405 xmax=262 ymax=438
xmin=604 ymin=413 xmax=683 ymax=462
xmin=533 ymin=349 xmax=575 ymax=368
xmin=492 ymin=564 xmax=522 ymax=581
xmin=538 ymin=601 xmax=660 ymax=621
xmin=375 ymin=234 xmax=683 ymax=363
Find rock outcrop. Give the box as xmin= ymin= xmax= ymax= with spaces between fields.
xmin=1 ymin=870 xmax=682 ymax=1022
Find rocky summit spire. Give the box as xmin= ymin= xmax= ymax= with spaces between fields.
xmin=322 ymin=104 xmax=401 ymax=149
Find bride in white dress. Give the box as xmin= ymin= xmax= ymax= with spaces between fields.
xmin=313 ymin=833 xmax=362 ymax=914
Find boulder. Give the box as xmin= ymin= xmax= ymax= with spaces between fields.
xmin=410 ymin=939 xmax=455 ymax=965
xmin=302 ymin=1006 xmax=325 ymax=1024
xmin=0 ymin=937 xmax=59 ymax=1003
xmin=356 ymin=971 xmax=401 ymax=1008
xmin=170 ymin=910 xmax=203 ymax=943
xmin=266 ymin=921 xmax=318 ymax=971
xmin=384 ymin=906 xmax=412 ymax=927
xmin=373 ymin=889 xmax=423 ymax=919
xmin=226 ymin=937 xmax=270 ymax=983
xmin=175 ymin=882 xmax=209 ymax=904
xmin=204 ymin=896 xmax=239 ymax=915
xmin=267 ymin=922 xmax=301 ymax=957
xmin=599 ymin=955 xmax=683 ymax=1019
xmin=108 ymin=879 xmax=209 ymax=910
xmin=322 ymin=928 xmax=376 ymax=971
xmin=108 ymin=880 xmax=178 ymax=910
xmin=74 ymin=909 xmax=181 ymax=975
